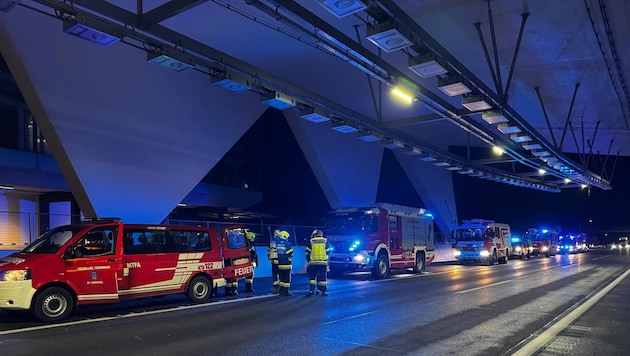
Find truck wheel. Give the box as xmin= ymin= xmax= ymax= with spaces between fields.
xmin=33 ymin=287 xmax=74 ymax=322
xmin=488 ymin=250 xmax=496 ymax=266
xmin=413 ymin=252 xmax=425 ymax=273
xmin=371 ymin=253 xmax=389 ymax=279
xmin=187 ymin=275 xmax=211 ymax=303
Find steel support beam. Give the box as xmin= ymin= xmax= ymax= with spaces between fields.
xmin=504 ymin=12 xmax=529 ymax=102
xmin=534 ymin=87 xmax=557 ymax=147
xmin=137 ymin=0 xmax=208 ymax=29
xmin=559 ymin=83 xmax=580 ymax=149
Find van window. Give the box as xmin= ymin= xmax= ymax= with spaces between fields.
xmin=22 ymin=226 xmax=82 ymax=254
xmin=123 ymin=229 xmax=211 ymax=254
xmin=71 ymin=227 xmax=116 ymax=257
xmin=226 ymin=228 xmax=246 ymax=249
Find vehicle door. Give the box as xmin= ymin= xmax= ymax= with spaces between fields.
xmin=63 ymin=225 xmax=121 ymax=304
xmin=388 ymin=215 xmax=404 ymax=268
xmin=221 ymin=226 xmax=254 ymax=280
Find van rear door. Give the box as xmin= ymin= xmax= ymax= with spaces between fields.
xmin=221 ymin=226 xmax=254 ymax=280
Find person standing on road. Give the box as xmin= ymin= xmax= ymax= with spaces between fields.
xmin=245 ymin=230 xmax=258 ymax=293
xmin=305 ymin=229 xmax=331 ymax=296
xmin=273 ymin=228 xmax=294 ymax=296
xmin=268 ymin=229 xmax=280 ymax=294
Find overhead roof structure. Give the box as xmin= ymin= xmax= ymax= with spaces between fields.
xmin=3 ymin=0 xmax=629 ymax=195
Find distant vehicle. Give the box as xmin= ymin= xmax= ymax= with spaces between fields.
xmin=453 ymin=219 xmax=511 ymax=265
xmin=0 ymin=219 xmax=255 ymax=322
xmin=558 ymin=235 xmax=580 ymax=254
xmin=611 ymin=236 xmax=630 ymax=252
xmin=527 ymin=227 xmax=559 ymax=257
xmin=324 ymin=203 xmax=435 ymax=279
xmin=509 ymin=235 xmax=532 ymax=259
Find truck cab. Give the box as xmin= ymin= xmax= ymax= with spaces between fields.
xmin=453 ymin=219 xmax=512 ymax=265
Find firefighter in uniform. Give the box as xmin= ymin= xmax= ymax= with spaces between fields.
xmin=245 ymin=230 xmax=257 ymax=293
xmin=273 ymin=228 xmax=294 ymax=296
xmin=306 ymin=229 xmax=331 ymax=296
xmin=268 ymin=229 xmax=280 ymax=294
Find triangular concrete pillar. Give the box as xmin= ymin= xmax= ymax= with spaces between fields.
xmin=284 ymin=110 xmax=383 ymax=208
xmin=394 ymin=152 xmax=459 ymax=236
xmin=0 ymin=9 xmax=267 ymax=223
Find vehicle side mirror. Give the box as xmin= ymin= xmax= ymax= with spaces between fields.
xmin=63 ymin=246 xmax=75 ymax=259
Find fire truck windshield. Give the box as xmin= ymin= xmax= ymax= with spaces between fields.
xmin=456 ymin=228 xmax=491 ymax=241
xmin=21 ymin=226 xmax=82 ymax=254
xmin=324 ymin=213 xmax=377 ymax=235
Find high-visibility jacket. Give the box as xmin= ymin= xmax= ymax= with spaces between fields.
xmin=306 ymin=236 xmax=331 ymax=265
xmin=274 ymin=236 xmax=293 ymax=266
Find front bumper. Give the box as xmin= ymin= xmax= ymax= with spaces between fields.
xmin=0 ymin=279 xmax=37 ymax=310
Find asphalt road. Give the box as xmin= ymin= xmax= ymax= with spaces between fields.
xmin=1 ymin=248 xmax=629 ymax=356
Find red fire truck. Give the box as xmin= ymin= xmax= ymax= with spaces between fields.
xmin=0 ymin=219 xmax=254 ymax=322
xmin=324 ymin=203 xmax=435 ymax=279
xmin=453 ymin=219 xmax=512 ymax=265
xmin=526 ymin=227 xmax=559 ymax=257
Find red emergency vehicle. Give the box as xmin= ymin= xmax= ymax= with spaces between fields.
xmin=0 ymin=219 xmax=254 ymax=322
xmin=324 ymin=203 xmax=435 ymax=279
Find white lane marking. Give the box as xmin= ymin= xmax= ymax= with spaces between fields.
xmin=592 ymin=254 xmax=612 ymax=261
xmin=455 ymin=279 xmax=514 ymax=294
xmin=511 ymin=267 xmax=630 ymax=356
xmin=0 ymin=294 xmax=275 ymax=335
xmin=322 ymin=311 xmax=378 ymax=325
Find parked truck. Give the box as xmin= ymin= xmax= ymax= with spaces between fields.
xmin=527 ymin=227 xmax=559 ymax=257
xmin=324 ymin=203 xmax=435 ymax=279
xmin=453 ymin=219 xmax=511 ymax=265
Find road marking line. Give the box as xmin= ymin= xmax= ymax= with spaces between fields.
xmin=455 ymin=279 xmax=513 ymax=294
xmin=0 ymin=294 xmax=275 ymax=335
xmin=511 ymin=267 xmax=630 ymax=356
xmin=322 ymin=311 xmax=377 ymax=325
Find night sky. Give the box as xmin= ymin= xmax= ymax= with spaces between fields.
xmin=225 ymin=109 xmax=629 ymax=243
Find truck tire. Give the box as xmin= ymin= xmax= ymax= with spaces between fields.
xmin=33 ymin=286 xmax=74 ymax=322
xmin=499 ymin=249 xmax=508 ymax=264
xmin=413 ymin=252 xmax=425 ymax=273
xmin=187 ymin=275 xmax=211 ymax=303
xmin=488 ymin=250 xmax=496 ymax=266
xmin=371 ymin=253 xmax=389 ymax=279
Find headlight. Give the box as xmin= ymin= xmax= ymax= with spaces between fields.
xmin=515 ymin=246 xmax=522 ymax=252
xmin=479 ymin=250 xmax=490 ymax=257
xmin=453 ymin=250 xmax=461 ymax=257
xmin=541 ymin=246 xmax=549 ymax=252
xmin=0 ymin=269 xmax=31 ymax=281
xmin=611 ymin=244 xmax=618 ymax=249
xmin=353 ymin=254 xmax=365 ymax=262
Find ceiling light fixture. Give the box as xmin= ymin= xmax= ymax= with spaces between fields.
xmin=260 ymin=91 xmax=296 ymax=110
xmin=497 ymin=123 xmax=522 ymax=134
xmin=408 ymin=52 xmax=448 ymax=78
xmin=298 ymin=105 xmax=330 ymax=123
xmin=481 ymin=110 xmax=509 ymax=124
xmin=331 ymin=120 xmax=359 ymax=133
xmin=462 ymin=94 xmax=492 ymax=111
xmin=437 ymin=75 xmax=472 ymax=96
xmin=0 ymin=184 xmax=14 ymax=190
xmin=316 ymin=0 xmax=366 ymax=18
xmin=211 ymin=70 xmax=250 ymax=93
xmin=357 ymin=131 xmax=383 ymax=142
xmin=391 ymin=85 xmax=415 ymax=104
xmin=147 ymin=48 xmax=194 ymax=72
xmin=366 ymin=21 xmax=413 ymax=52
xmin=63 ymin=15 xmax=120 ymax=46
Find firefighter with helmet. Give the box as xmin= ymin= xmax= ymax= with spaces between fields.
xmin=306 ymin=229 xmax=331 ymax=296
xmin=271 ymin=227 xmax=294 ymax=296
xmin=244 ymin=230 xmax=257 ymax=293
xmin=267 ymin=229 xmax=280 ymax=294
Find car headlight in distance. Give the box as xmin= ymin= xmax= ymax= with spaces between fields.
xmin=353 ymin=254 xmax=365 ymax=262
xmin=0 ymin=270 xmax=31 ymax=281
xmin=453 ymin=250 xmax=461 ymax=257
xmin=479 ymin=250 xmax=490 ymax=257
xmin=514 ymin=246 xmax=522 ymax=252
